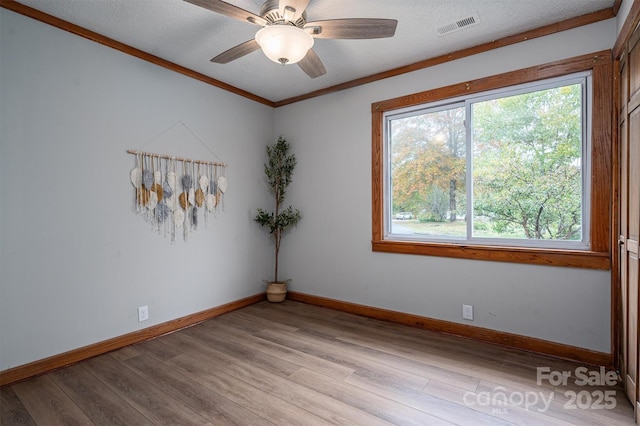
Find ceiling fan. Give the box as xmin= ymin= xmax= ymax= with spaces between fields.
xmin=185 ymin=0 xmax=398 ymax=78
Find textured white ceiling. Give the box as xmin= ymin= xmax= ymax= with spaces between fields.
xmin=14 ymin=0 xmax=615 ymax=102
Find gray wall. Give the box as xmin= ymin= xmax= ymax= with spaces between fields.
xmin=618 ymin=0 xmax=634 ymax=34
xmin=274 ymin=18 xmax=616 ymax=353
xmin=0 ymin=9 xmax=274 ymax=371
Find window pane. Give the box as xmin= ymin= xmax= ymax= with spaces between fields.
xmin=389 ymin=106 xmax=466 ymax=238
xmin=472 ymin=84 xmax=583 ymax=241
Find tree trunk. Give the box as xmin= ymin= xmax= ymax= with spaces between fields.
xmin=274 ymin=183 xmax=280 ymax=283
xmin=274 ymin=231 xmax=280 ymax=283
xmin=449 ymin=179 xmax=457 ymax=222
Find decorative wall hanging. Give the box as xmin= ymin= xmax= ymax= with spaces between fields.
xmin=127 ymin=122 xmax=227 ymax=242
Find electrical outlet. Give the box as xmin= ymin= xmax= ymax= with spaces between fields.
xmin=138 ymin=305 xmax=149 ymax=322
xmin=462 ymin=304 xmax=473 ymax=321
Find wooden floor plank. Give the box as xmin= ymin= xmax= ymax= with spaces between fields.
xmin=246 ymin=305 xmax=482 ymax=390
xmin=3 ymin=300 xmax=635 ymax=426
xmin=318 ymin=314 xmax=568 ymax=390
xmin=336 ymin=330 xmax=547 ymax=391
xmin=158 ymin=335 xmax=395 ymax=426
xmin=475 ymin=379 xmax=635 ymax=426
xmin=216 ymin=309 xmax=299 ymax=333
xmin=248 ymin=307 xmax=488 ymax=390
xmin=344 ymin=368 xmax=516 ymax=426
xmin=290 ymin=367 xmax=458 ymax=425
xmin=50 ymin=363 xmax=151 ymax=426
xmin=256 ymin=327 xmax=432 ymax=392
xmin=107 ymin=345 xmax=141 ymax=362
xmin=201 ymin=320 xmax=356 ymax=380
xmin=268 ymin=301 xmax=577 ymax=378
xmin=423 ymin=379 xmax=575 ymax=426
xmin=84 ymin=354 xmax=210 ymax=425
xmin=181 ymin=322 xmax=300 ymax=378
xmin=304 ymin=326 xmax=481 ymax=390
xmin=166 ymin=353 xmax=332 ymax=425
xmin=131 ymin=335 xmax=185 ymax=362
xmin=11 ymin=376 xmax=93 ymax=426
xmin=0 ymin=385 xmax=37 ymax=426
xmin=245 ymin=301 xmax=353 ymax=331
xmin=122 ymin=353 xmax=275 ymax=425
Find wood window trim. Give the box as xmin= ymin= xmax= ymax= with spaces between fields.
xmin=371 ymin=50 xmax=613 ymax=270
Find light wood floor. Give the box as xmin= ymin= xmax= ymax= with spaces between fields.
xmin=1 ymin=300 xmax=636 ymax=425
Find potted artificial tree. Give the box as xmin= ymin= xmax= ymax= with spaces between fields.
xmin=255 ymin=136 xmax=301 ymax=302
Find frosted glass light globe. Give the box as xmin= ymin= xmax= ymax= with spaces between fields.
xmin=255 ymin=25 xmax=314 ymax=65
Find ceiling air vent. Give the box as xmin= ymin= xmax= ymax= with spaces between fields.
xmin=437 ymin=12 xmax=480 ymax=36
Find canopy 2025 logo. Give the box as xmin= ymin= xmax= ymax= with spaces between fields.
xmin=463 ymin=366 xmax=620 ymax=414
xmin=537 ymin=366 xmax=619 ymax=410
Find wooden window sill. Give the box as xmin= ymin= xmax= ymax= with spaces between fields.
xmin=372 ymin=240 xmax=610 ymax=269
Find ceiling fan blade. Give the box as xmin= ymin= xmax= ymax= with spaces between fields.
xmin=211 ymin=39 xmax=260 ymax=63
xmin=305 ymin=18 xmax=397 ymax=39
xmin=298 ymin=48 xmax=326 ymax=78
xmin=278 ymin=0 xmax=310 ymax=22
xmin=185 ymin=0 xmax=267 ymax=26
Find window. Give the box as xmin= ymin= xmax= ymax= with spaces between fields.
xmin=371 ymin=52 xmax=612 ymax=269
xmin=387 ymin=74 xmax=590 ymax=247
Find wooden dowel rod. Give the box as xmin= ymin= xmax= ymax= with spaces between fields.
xmin=126 ymin=149 xmax=226 ymax=167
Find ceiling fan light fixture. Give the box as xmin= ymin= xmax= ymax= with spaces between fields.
xmin=255 ymin=24 xmax=314 ymax=65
